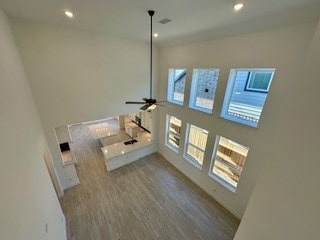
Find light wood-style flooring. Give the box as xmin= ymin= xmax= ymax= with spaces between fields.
xmin=61 ymin=124 xmax=240 ymax=240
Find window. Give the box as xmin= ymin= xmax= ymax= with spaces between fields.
xmin=184 ymin=124 xmax=208 ymax=168
xmin=245 ymin=71 xmax=273 ymax=92
xmin=165 ymin=115 xmax=182 ymax=152
xmin=209 ymin=136 xmax=249 ymax=192
xmin=221 ymin=69 xmax=275 ymax=128
xmin=189 ymin=68 xmax=219 ymax=114
xmin=167 ymin=68 xmax=186 ymax=105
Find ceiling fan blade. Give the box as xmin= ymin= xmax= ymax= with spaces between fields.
xmin=126 ymin=101 xmax=145 ymax=104
xmin=140 ymin=104 xmax=150 ymax=110
xmin=155 ymin=103 xmax=173 ymax=108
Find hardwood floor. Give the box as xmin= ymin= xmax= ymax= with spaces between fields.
xmin=61 ymin=123 xmax=240 ymax=240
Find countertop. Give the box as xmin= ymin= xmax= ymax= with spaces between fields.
xmin=101 ymin=133 xmax=152 ymax=160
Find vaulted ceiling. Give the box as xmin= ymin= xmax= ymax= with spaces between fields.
xmin=1 ymin=0 xmax=320 ymax=46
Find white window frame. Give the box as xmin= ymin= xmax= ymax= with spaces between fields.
xmin=220 ymin=68 xmax=275 ymax=128
xmin=208 ymin=135 xmax=249 ymax=193
xmin=245 ymin=71 xmax=274 ymax=92
xmin=183 ymin=124 xmax=209 ymax=169
xmin=189 ymin=68 xmax=219 ymax=114
xmin=167 ymin=68 xmax=186 ymax=106
xmin=165 ymin=115 xmax=182 ymax=153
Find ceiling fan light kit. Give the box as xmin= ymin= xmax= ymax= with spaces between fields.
xmin=125 ymin=10 xmax=159 ymax=111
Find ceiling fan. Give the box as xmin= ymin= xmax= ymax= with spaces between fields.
xmin=125 ymin=10 xmax=161 ymax=111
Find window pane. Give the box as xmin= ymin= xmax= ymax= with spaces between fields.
xmin=187 ymin=144 xmax=205 ymax=165
xmin=165 ymin=115 xmax=182 ymax=151
xmin=167 ymin=69 xmax=186 ymax=105
xmin=184 ymin=124 xmax=208 ymax=167
xmin=210 ymin=136 xmax=249 ymax=192
xmin=169 ymin=116 xmax=182 ymax=134
xmin=168 ymin=133 xmax=180 ymax=149
xmin=189 ymin=69 xmax=219 ymax=113
xmin=188 ymin=125 xmax=208 ymax=151
xmin=173 ymin=78 xmax=185 ymax=102
xmin=246 ymin=71 xmax=273 ymax=92
xmin=221 ymin=69 xmax=275 ymax=128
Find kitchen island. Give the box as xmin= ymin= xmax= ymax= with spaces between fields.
xmin=101 ymin=132 xmax=155 ymax=171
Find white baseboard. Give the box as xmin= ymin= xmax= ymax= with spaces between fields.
xmin=189 ymin=174 xmax=242 ymax=219
xmin=159 ymin=152 xmax=242 ymax=219
xmin=62 ymin=213 xmax=67 ymax=240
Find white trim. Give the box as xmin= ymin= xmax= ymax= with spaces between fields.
xmin=194 ymin=174 xmax=241 ymax=218
xmin=162 ymin=153 xmax=241 ymax=219
xmin=231 ymin=68 xmax=276 ymax=71
xmin=208 ymin=135 xmax=249 ymax=193
xmin=221 ymin=114 xmax=258 ymax=128
xmin=188 ymin=68 xmax=218 ymax=114
xmin=64 ymin=178 xmax=80 ymax=190
xmin=53 ymin=166 xmax=64 ymax=197
xmin=183 ymin=154 xmax=203 ymax=170
xmin=81 ymin=118 xmax=111 ymax=125
xmin=167 ymin=99 xmax=184 ymax=106
xmin=183 ymin=123 xmax=208 ymax=169
xmin=165 ymin=114 xmax=182 ymax=153
xmin=167 ymin=68 xmax=186 ymax=106
xmin=189 ymin=104 xmax=213 ymax=114
xmin=63 ymin=213 xmax=67 ymax=240
xmin=246 ymin=71 xmax=274 ymax=92
xmin=220 ymin=68 xmax=275 ymax=128
xmin=208 ymin=135 xmax=237 ymax=193
xmin=165 ymin=143 xmax=179 ymax=153
xmin=208 ymin=172 xmax=236 ymax=193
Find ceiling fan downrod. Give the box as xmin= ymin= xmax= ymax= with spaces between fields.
xmin=148 ymin=10 xmax=154 ymax=100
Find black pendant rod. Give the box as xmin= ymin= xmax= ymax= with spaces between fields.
xmin=148 ymin=10 xmax=154 ymax=99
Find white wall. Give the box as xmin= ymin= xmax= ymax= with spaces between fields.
xmin=55 ymin=126 xmax=71 ymax=144
xmin=0 ymin=10 xmax=66 ymax=240
xmin=44 ymin=140 xmax=62 ymax=197
xmin=157 ymin=22 xmax=317 ymax=218
xmin=10 ymin=19 xmax=159 ymax=190
xmin=234 ymin=20 xmax=320 ymax=240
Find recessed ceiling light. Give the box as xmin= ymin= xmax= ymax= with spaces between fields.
xmin=234 ymin=3 xmax=245 ymax=11
xmin=64 ymin=10 xmax=74 ymax=18
xmin=153 ymin=33 xmax=159 ymax=38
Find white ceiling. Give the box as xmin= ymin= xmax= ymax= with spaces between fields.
xmin=1 ymin=0 xmax=320 ymax=46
